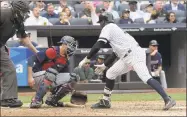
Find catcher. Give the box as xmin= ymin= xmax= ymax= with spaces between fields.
xmin=27 ymin=36 xmax=87 ymax=108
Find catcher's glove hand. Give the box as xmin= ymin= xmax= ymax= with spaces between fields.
xmin=70 ymin=91 xmax=87 ymax=105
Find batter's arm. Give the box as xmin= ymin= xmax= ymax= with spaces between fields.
xmin=87 ymin=41 xmax=106 ymax=59
xmin=104 ymin=52 xmax=117 ymax=67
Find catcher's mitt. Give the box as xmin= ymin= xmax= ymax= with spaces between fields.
xmin=70 ymin=91 xmax=87 ymax=105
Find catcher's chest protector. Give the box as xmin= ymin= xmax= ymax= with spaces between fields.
xmin=42 ymin=47 xmax=68 ymax=70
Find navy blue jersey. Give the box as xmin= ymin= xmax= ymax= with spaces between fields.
xmin=28 ymin=46 xmax=69 ymax=73
xmin=150 ymin=52 xmax=162 ymax=71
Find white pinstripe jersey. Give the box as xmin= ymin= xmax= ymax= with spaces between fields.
xmin=98 ymin=23 xmax=139 ymax=58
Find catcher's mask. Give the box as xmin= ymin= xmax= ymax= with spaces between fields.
xmin=11 ymin=1 xmax=30 ymax=23
xmin=58 ymin=36 xmax=78 ymax=56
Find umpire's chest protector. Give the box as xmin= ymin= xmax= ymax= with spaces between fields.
xmin=42 ymin=47 xmax=68 ymax=70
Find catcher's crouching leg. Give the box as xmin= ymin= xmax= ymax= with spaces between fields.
xmin=45 ymin=82 xmax=74 ymax=107
xmin=30 ymin=71 xmax=56 ymax=108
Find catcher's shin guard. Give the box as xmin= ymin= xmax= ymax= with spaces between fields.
xmin=30 ymin=79 xmax=52 ymax=108
xmin=45 ymin=83 xmax=73 ymax=107
xmin=91 ymin=99 xmax=111 ymax=109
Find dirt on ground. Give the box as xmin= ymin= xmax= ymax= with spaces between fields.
xmin=1 ymin=101 xmax=186 ymax=116
xmin=1 ymin=88 xmax=186 ymax=116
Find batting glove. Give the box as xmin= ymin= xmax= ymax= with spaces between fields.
xmin=94 ymin=63 xmax=106 ymax=75
xmin=78 ymin=57 xmax=90 ymax=68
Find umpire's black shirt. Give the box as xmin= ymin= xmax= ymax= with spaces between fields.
xmin=0 ymin=7 xmax=16 ymax=47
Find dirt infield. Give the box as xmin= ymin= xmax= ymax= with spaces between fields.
xmin=1 ymin=101 xmax=186 ymax=116
xmin=1 ymin=88 xmax=186 ymax=116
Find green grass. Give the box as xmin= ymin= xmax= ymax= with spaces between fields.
xmin=19 ymin=93 xmax=186 ymax=103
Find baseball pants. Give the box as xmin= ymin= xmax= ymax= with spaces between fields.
xmin=0 ymin=46 xmax=18 ymax=100
xmin=106 ymin=46 xmax=152 ymax=84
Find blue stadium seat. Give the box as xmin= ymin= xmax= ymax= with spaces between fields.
xmin=74 ymin=4 xmax=84 ymax=13
xmin=114 ymin=18 xmax=120 ymax=24
xmin=177 ymin=17 xmax=186 ymax=23
xmin=118 ymin=4 xmax=129 ymax=12
xmin=140 ymin=4 xmax=149 ymax=11
xmin=134 ymin=18 xmax=145 ymax=24
xmin=167 ymin=10 xmax=186 ymax=17
xmin=69 ymin=18 xmax=91 ymax=25
xmin=48 ymin=18 xmax=60 ymax=25
xmin=155 ymin=17 xmax=165 ymax=24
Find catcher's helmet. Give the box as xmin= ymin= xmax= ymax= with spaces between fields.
xmin=58 ymin=36 xmax=77 ymax=56
xmin=11 ymin=1 xmax=30 ymax=21
xmin=97 ymin=12 xmax=114 ymax=23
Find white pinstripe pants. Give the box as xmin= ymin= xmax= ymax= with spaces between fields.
xmin=106 ymin=46 xmax=152 ymax=84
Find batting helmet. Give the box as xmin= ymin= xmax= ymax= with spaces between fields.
xmin=97 ymin=12 xmax=114 ymax=23
xmin=58 ymin=36 xmax=77 ymax=56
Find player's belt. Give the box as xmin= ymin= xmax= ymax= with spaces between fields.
xmin=123 ymin=49 xmax=132 ymax=58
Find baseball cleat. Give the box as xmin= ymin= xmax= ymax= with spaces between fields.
xmin=91 ymin=99 xmax=111 ymax=109
xmin=30 ymin=98 xmax=43 ymax=108
xmin=163 ymin=96 xmax=176 ymax=110
xmin=0 ymin=99 xmax=23 ymax=108
xmin=45 ymin=100 xmax=64 ymax=107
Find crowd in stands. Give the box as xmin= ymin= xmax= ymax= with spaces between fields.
xmin=22 ymin=0 xmax=186 ymax=26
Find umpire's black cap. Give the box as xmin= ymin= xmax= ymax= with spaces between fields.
xmin=149 ymin=40 xmax=159 ymax=46
xmin=97 ymin=12 xmax=114 ymax=23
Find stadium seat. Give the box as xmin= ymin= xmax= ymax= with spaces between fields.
xmin=140 ymin=4 xmax=149 ymax=11
xmin=118 ymin=4 xmax=130 ymax=12
xmin=134 ymin=18 xmax=145 ymax=24
xmin=167 ymin=10 xmax=186 ymax=17
xmin=74 ymin=4 xmax=84 ymax=13
xmin=69 ymin=18 xmax=91 ymax=25
xmin=155 ymin=17 xmax=165 ymax=24
xmin=177 ymin=17 xmax=186 ymax=23
xmin=48 ymin=18 xmax=60 ymax=25
xmin=114 ymin=18 xmax=120 ymax=24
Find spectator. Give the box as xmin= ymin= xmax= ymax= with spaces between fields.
xmin=24 ymin=7 xmax=52 ymax=26
xmin=73 ymin=59 xmax=94 ymax=83
xmin=119 ymin=9 xmax=133 ymax=24
xmin=90 ymin=55 xmax=105 ymax=69
xmin=55 ymin=0 xmax=74 ymax=14
xmin=143 ymin=3 xmax=154 ymax=22
xmin=55 ymin=12 xmax=70 ymax=25
xmin=146 ymin=10 xmax=159 ymax=24
xmin=62 ymin=6 xmax=74 ymax=20
xmin=154 ymin=0 xmax=166 ymax=17
xmin=164 ymin=12 xmax=178 ymax=23
xmin=33 ymin=0 xmax=46 ymax=12
xmin=42 ymin=3 xmax=59 ymax=19
xmin=128 ymin=1 xmax=144 ymax=21
xmin=102 ymin=1 xmax=120 ymax=19
xmin=148 ymin=40 xmax=167 ymax=89
xmin=163 ymin=0 xmax=185 ymax=12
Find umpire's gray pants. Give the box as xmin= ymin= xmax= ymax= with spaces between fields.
xmin=0 ymin=46 xmax=18 ymax=100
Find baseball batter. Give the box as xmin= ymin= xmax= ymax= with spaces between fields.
xmin=79 ymin=12 xmax=176 ymax=110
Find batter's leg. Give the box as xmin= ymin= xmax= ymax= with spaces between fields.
xmin=0 ymin=46 xmax=23 ymax=107
xmin=91 ymin=58 xmax=130 ymax=109
xmin=133 ymin=62 xmax=176 ymax=110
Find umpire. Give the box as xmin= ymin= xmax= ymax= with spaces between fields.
xmin=0 ymin=1 xmax=38 ymax=107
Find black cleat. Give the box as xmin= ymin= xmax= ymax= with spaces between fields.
xmin=0 ymin=99 xmax=23 ymax=108
xmin=45 ymin=100 xmax=64 ymax=107
xmin=91 ymin=99 xmax=111 ymax=109
xmin=163 ymin=96 xmax=176 ymax=110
